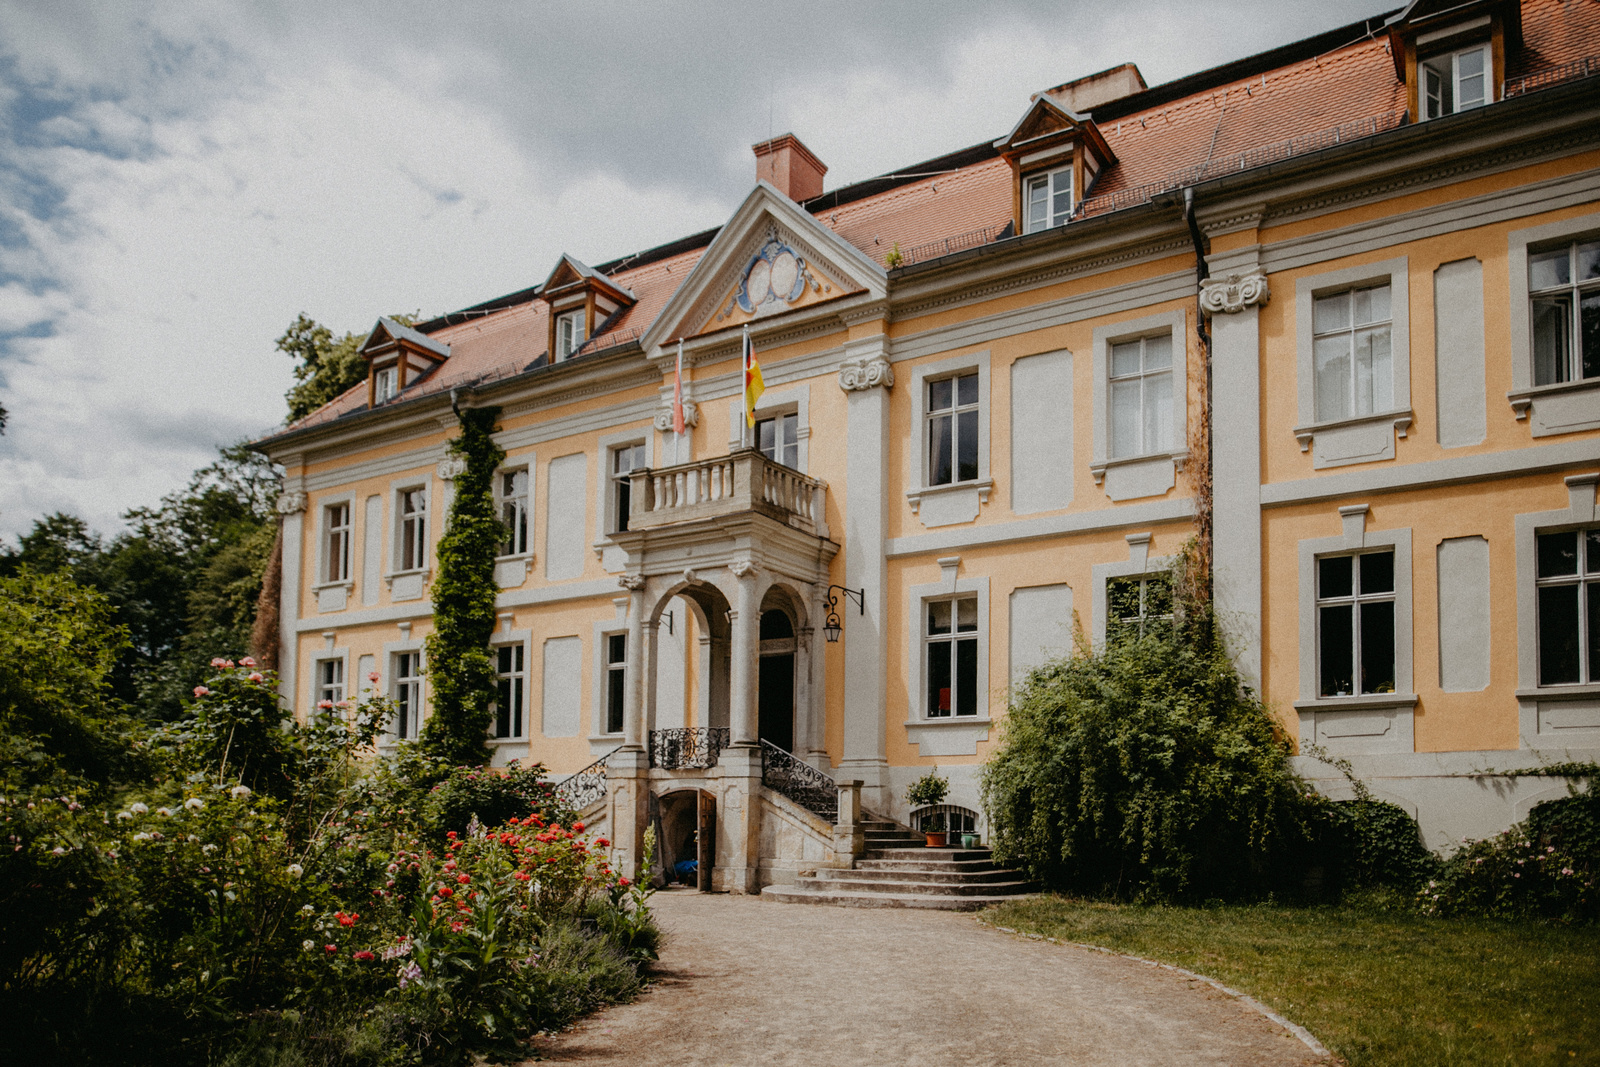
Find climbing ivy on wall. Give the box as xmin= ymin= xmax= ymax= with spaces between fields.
xmin=421 ymin=405 xmax=505 ymax=766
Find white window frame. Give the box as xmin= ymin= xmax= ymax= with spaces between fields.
xmin=555 ymin=308 xmax=586 ymax=361
xmin=594 ymin=429 xmax=652 ymax=550
xmin=903 ymin=569 xmax=991 ymax=757
xmin=1090 ymin=534 xmax=1175 ymax=649
xmin=497 ymin=465 xmax=531 ymax=558
xmin=373 ymin=363 xmax=399 ymax=404
xmin=921 ymin=593 xmax=983 ymax=719
xmin=1421 ymin=43 xmax=1490 ymax=119
xmin=729 ymin=384 xmax=811 ymax=475
xmin=1312 ymin=548 xmax=1399 ymax=699
xmin=905 ymin=351 xmax=992 ymax=525
xmin=924 ymin=369 xmax=981 ymax=488
xmin=1527 ymin=239 xmax=1600 ymax=387
xmin=491 ymin=637 xmax=529 ymax=742
xmin=390 ymin=648 xmax=425 ymax=742
xmin=1292 ymin=257 xmax=1413 ymax=467
xmin=1309 ymin=281 xmax=1396 ymax=424
xmin=1507 ymin=214 xmax=1600 ymax=435
xmin=395 ymin=484 xmax=429 ymax=574
xmin=310 ymin=649 xmax=349 ymax=711
xmin=1091 ymin=310 xmax=1188 ymax=495
xmin=755 ymin=411 xmax=800 ymax=470
xmin=1106 ymin=333 xmax=1176 ymax=461
xmin=318 ymin=498 xmax=353 ymax=586
xmin=1023 ymin=164 xmax=1073 ymax=234
xmin=588 ymin=598 xmax=631 ymax=744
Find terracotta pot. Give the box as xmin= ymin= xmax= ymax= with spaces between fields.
xmin=923 ymin=831 xmax=948 ymax=847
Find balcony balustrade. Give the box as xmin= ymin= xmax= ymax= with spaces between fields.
xmin=627 ymin=448 xmax=827 ymax=537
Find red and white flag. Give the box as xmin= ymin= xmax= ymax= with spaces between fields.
xmin=672 ymin=339 xmax=686 ymax=435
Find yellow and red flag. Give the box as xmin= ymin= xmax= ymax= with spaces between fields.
xmin=672 ymin=339 xmax=686 ymax=435
xmin=742 ymin=326 xmax=764 ymax=427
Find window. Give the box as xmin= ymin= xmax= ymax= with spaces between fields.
xmin=925 ymin=596 xmax=980 ymax=718
xmin=1107 ymin=573 xmax=1173 ymax=644
xmin=555 ymin=309 xmax=586 ymax=360
xmin=1313 ymin=283 xmax=1393 ymax=422
xmin=323 ymin=503 xmax=351 ymax=583
xmin=500 ymin=469 xmax=529 ymax=556
xmin=393 ymin=651 xmax=422 ymax=740
xmin=1316 ymin=550 xmax=1397 ymax=697
xmin=927 ymin=373 xmax=979 ymax=486
xmin=610 ymin=443 xmax=646 ymax=533
xmin=756 ymin=413 xmax=798 ymax=469
xmin=1421 ymin=45 xmax=1488 ymax=119
xmin=1529 ymin=240 xmax=1600 ymax=386
xmin=493 ymin=644 xmax=526 ymax=739
xmin=373 ymin=364 xmax=399 ymax=404
xmin=1109 ymin=334 xmax=1173 ymax=459
xmin=1536 ymin=528 xmax=1600 ymax=686
xmin=1023 ymin=165 xmax=1073 ymax=234
xmin=399 ymin=488 xmax=427 ymax=571
xmin=604 ymin=633 xmax=626 ymax=734
xmin=316 ymin=658 xmax=345 ymax=706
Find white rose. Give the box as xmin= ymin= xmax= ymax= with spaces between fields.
xmin=129 ymin=802 xmax=148 ymax=814
xmin=230 ymin=785 xmax=251 ymax=799
xmin=286 ymin=863 xmax=304 ymax=878
xmin=185 ymin=798 xmax=204 ymax=811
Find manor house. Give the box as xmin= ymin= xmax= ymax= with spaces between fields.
xmin=256 ymin=0 xmax=1600 ymax=890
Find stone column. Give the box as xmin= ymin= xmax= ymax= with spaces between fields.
xmin=728 ymin=561 xmax=760 ymax=746
xmin=609 ymin=575 xmax=652 ymax=882
xmin=619 ymin=578 xmax=648 ymax=749
xmin=275 ymin=484 xmax=308 ymax=715
xmin=1200 ymin=265 xmax=1269 ymax=691
xmin=715 ymin=560 xmax=764 ymax=892
xmin=837 ymin=329 xmax=894 ymax=810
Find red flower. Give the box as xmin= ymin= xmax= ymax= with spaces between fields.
xmin=456 ymin=874 xmax=470 ymax=884
xmin=514 ymin=871 xmax=531 ymax=881
xmin=619 ymin=877 xmax=630 ymax=887
xmin=438 ymin=886 xmax=454 ymax=898
xmin=353 ymin=950 xmax=375 ymax=962
xmin=595 ymin=837 xmax=611 ymax=848
xmin=446 ymin=831 xmax=457 ymax=839
xmin=325 ymin=944 xmax=338 ymax=953
xmin=573 ymin=821 xmax=585 ymax=832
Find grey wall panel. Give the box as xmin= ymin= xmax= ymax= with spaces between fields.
xmin=1434 ymin=258 xmax=1487 ymax=449
xmin=1437 ymin=536 xmax=1491 ymax=692
xmin=361 ymin=494 xmax=382 ymax=607
xmin=542 ymin=635 xmax=583 ymax=737
xmin=544 ymin=453 xmax=588 ymax=581
xmin=1008 ymin=583 xmax=1073 ymax=684
xmin=1010 ymin=350 xmax=1074 ymax=514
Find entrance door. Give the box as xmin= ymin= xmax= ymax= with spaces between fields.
xmin=757 ymin=609 xmax=796 ymax=752
xmin=697 ymin=790 xmax=716 ymax=893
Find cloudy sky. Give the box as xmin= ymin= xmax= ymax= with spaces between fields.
xmin=0 ymin=0 xmax=1387 ymax=540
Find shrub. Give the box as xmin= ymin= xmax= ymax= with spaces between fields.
xmin=420 ymin=762 xmax=569 ymax=846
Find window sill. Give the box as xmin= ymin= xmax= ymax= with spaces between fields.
xmin=1515 ymin=684 xmax=1600 ymax=702
xmin=902 ymin=716 xmax=994 ymax=727
xmin=312 ymin=579 xmax=354 ymax=592
xmin=487 ymin=736 xmax=527 ymax=746
xmin=314 ymin=580 xmax=355 ymax=613
xmin=1508 ymin=378 xmax=1600 ymax=436
xmin=385 ymin=569 xmax=431 ymax=602
xmin=904 ymin=716 xmax=992 ymax=757
xmin=906 ymin=480 xmax=992 ymax=529
xmin=1291 ymin=409 xmax=1412 ymax=469
xmin=1293 ymin=693 xmax=1418 ymax=712
xmin=906 ymin=480 xmax=992 ymax=513
xmin=1091 ymin=452 xmax=1188 ymax=502
xmin=494 ymin=554 xmax=534 ymax=588
xmin=1090 ymin=450 xmax=1190 ymax=482
xmin=1291 ymin=409 xmax=1413 ymax=452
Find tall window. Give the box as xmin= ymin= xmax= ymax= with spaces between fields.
xmin=1317 ymin=551 xmax=1397 ymax=697
xmin=500 ymin=469 xmax=529 ymax=556
xmin=1107 ymin=573 xmax=1174 ymax=644
xmin=555 ymin=309 xmax=586 ymax=360
xmin=399 ymin=488 xmax=427 ymax=571
xmin=1421 ymin=45 xmax=1488 ymax=119
xmin=756 ymin=413 xmax=799 ymax=469
xmin=1529 ymin=239 xmax=1600 ymax=386
xmin=494 ymin=644 xmax=525 ymax=739
xmin=373 ymin=364 xmax=399 ymax=404
xmin=1312 ymin=283 xmax=1393 ymax=422
xmin=1109 ymin=334 xmax=1173 ymax=458
xmin=925 ymin=596 xmax=980 ymax=718
xmin=393 ymin=651 xmax=422 ymax=740
xmin=323 ymin=503 xmax=351 ymax=583
xmin=1023 ymin=165 xmax=1073 ymax=234
xmin=316 ymin=658 xmax=345 ymax=706
xmin=611 ymin=443 xmax=646 ymax=533
xmin=1536 ymin=528 xmax=1600 ymax=685
xmin=927 ymin=373 xmax=978 ymax=486
xmin=605 ymin=633 xmax=626 ymax=734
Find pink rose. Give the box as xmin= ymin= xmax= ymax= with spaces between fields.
xmin=240 ymin=656 xmax=256 ymax=667
xmin=247 ymin=672 xmax=264 ymax=682
xmin=368 ymin=671 xmax=380 ymax=683
xmin=193 ymin=686 xmax=210 ymax=697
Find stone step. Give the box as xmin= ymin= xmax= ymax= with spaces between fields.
xmin=761 ymin=884 xmax=1036 ymax=912
xmin=855 ymin=857 xmax=1008 ymax=874
xmin=795 ymin=876 xmax=1034 ymax=897
xmin=866 ymin=848 xmax=992 ymax=862
xmin=862 ymin=836 xmax=924 ymax=849
xmin=806 ymin=866 xmax=1022 ymax=885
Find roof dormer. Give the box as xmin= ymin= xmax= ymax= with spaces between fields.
xmin=538 ymin=254 xmax=637 ymax=362
xmin=994 ymin=93 xmax=1118 ymax=237
xmin=358 ymin=316 xmax=450 ymax=408
xmin=1386 ymin=0 xmax=1523 ymax=122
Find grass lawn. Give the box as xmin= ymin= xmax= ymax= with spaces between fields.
xmin=985 ymin=895 xmax=1600 ymax=1066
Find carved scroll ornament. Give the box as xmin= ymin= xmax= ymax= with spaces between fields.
xmin=1199 ymin=271 xmax=1270 ymax=314
xmin=838 ymin=356 xmax=895 ymax=392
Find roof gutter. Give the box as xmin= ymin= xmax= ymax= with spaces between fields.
xmin=1184 ymin=185 xmax=1215 ymax=602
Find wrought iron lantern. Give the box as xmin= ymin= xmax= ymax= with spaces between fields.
xmin=823 ymin=584 xmax=865 ymax=643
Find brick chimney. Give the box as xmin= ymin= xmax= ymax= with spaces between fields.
xmin=753 ymin=133 xmax=827 ymax=202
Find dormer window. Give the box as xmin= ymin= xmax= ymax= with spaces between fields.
xmin=555 ymin=308 xmax=586 ymax=361
xmin=358 ymin=317 xmax=450 ymax=410
xmin=1024 ymin=165 xmax=1074 ymax=234
xmin=1386 ymin=1 xmax=1519 ymax=126
xmin=373 ymin=364 xmax=399 ymax=403
xmin=539 ymin=253 xmax=636 ymax=364
xmin=1421 ymin=43 xmax=1489 ymax=117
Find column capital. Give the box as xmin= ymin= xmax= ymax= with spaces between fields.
xmin=275 ymin=490 xmax=308 ymax=515
xmin=1200 ymin=271 xmax=1270 ymax=314
xmin=838 ymin=355 xmax=895 ymax=392
xmin=436 ymin=456 xmax=467 ymax=480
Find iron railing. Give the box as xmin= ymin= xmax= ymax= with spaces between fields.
xmin=759 ymin=739 xmax=837 ymax=822
xmin=1504 ymin=55 xmax=1599 ymax=98
xmin=649 ymin=727 xmax=730 ymax=770
xmin=552 ymin=746 xmax=619 ymax=811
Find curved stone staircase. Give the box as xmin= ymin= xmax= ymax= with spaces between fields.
xmin=761 ymin=814 xmax=1034 ymax=911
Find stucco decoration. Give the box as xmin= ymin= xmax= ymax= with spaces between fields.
xmin=681 ymin=568 xmax=699 ymax=586
xmin=436 ymin=457 xmax=467 ymax=481
xmin=729 ymin=559 xmax=757 ymax=579
xmin=838 ymin=355 xmax=895 ymax=392
xmin=618 ymin=574 xmax=646 ymax=591
xmin=1199 ymin=271 xmax=1270 ymax=314
xmin=734 ymin=228 xmax=818 ymax=314
xmin=652 ymin=399 xmax=700 ymax=432
xmin=275 ymin=491 xmax=308 ymax=515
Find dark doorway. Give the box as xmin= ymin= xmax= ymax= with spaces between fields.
xmin=657 ymin=789 xmax=716 ymax=892
xmin=758 ymin=609 xmax=796 ymax=752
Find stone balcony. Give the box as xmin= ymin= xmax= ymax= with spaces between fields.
xmin=627 ymin=447 xmax=828 ymax=538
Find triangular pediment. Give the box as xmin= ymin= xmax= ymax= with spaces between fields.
xmin=995 ymin=95 xmax=1085 ymax=153
xmin=641 ymin=182 xmax=888 ymax=357
xmin=540 ymin=253 xmax=636 ymax=305
xmin=358 ymin=316 xmax=450 ymax=361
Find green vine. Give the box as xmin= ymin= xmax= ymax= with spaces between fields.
xmin=421 ymin=405 xmax=505 ymax=766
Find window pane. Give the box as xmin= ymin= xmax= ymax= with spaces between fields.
xmin=956 ymin=409 xmax=979 ymax=482
xmin=927 ymin=640 xmax=952 ymax=716
xmin=1581 ymin=292 xmax=1600 ymax=381
xmin=1143 ymin=334 xmax=1172 ymax=370
xmin=955 ymin=637 xmax=978 ymax=716
xmin=1579 ymin=242 xmax=1600 ymax=282
xmin=607 ymin=668 xmax=625 ymax=733
xmin=956 ymin=372 xmax=979 ymax=406
xmin=496 ymin=679 xmax=512 ymax=737
xmin=1144 ymin=574 xmax=1174 ymax=620
xmin=1110 ymin=341 xmax=1142 ymax=377
xmin=1359 ymin=551 xmax=1395 ymax=595
xmin=1533 ymin=294 xmax=1573 ymax=385
xmin=1537 ymin=531 xmax=1579 ymax=577
xmin=1530 ymin=248 xmax=1571 ymax=291
xmin=758 ymin=418 xmax=775 ymax=459
xmin=1143 ymin=371 xmax=1172 ymax=454
xmin=1359 ymin=600 xmax=1396 ymax=694
xmin=1108 ymin=578 xmax=1140 ymax=624
xmin=1314 ymin=335 xmax=1352 ymax=421
xmin=1589 ymin=530 xmax=1600 ymax=573
xmin=1538 ymin=583 xmax=1581 ymax=685
xmin=1354 ymin=325 xmax=1392 ymax=415
xmin=608 ymin=633 xmax=626 ymax=664
xmin=1355 ymin=284 xmax=1391 ymax=326
xmin=928 ymin=377 xmax=953 ymax=411
xmin=1026 ymin=177 xmax=1048 ymax=233
xmin=782 ymin=412 xmax=798 ymax=445
xmin=1314 ymin=290 xmax=1350 ymax=334
xmin=956 ymin=597 xmax=978 ymax=633
xmin=1456 ymin=49 xmax=1485 ymax=109
xmin=498 ymin=646 xmax=514 ymax=673
xmin=928 ymin=599 xmax=952 ymax=636
xmin=1589 ymin=581 xmax=1600 ymax=683
xmin=1424 ymin=66 xmax=1444 ymax=118
xmin=928 ymin=413 xmax=954 ymax=486
xmin=1320 ymin=555 xmax=1353 ymax=599
xmin=1110 ymin=380 xmax=1141 ymax=458
xmin=1320 ymin=604 xmax=1355 ymax=696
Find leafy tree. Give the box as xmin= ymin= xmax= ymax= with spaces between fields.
xmin=279 ymin=311 xmax=418 ymax=422
xmin=421 ymin=406 xmax=505 ymax=766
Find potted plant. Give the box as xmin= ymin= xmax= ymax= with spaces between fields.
xmin=907 ymin=768 xmax=950 ymax=847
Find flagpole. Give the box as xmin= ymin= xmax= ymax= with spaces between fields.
xmin=675 ymin=339 xmax=684 ymax=466
xmin=741 ymin=326 xmax=750 ymax=451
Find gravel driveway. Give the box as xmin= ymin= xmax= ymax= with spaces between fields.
xmin=526 ymin=888 xmax=1328 ymax=1066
